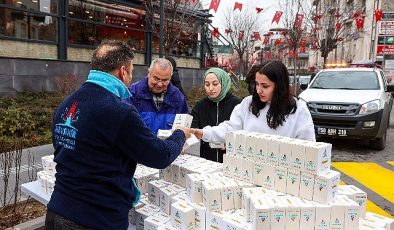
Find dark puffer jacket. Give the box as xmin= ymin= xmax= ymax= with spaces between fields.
xmin=190 ymin=93 xmax=241 ymax=162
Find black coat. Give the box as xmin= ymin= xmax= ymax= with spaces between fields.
xmin=190 ymin=93 xmax=242 ymax=162
xmin=170 ymin=69 xmax=186 ymax=97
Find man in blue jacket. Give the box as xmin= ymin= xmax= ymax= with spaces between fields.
xmin=45 ymin=40 xmax=191 ymax=230
xmin=126 ymin=58 xmax=189 ymax=134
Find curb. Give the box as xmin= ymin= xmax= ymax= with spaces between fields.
xmin=6 ymin=215 xmax=45 ymax=230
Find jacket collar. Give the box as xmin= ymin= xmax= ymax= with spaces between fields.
xmin=86 ymin=70 xmax=132 ymax=99
xmin=134 ymin=76 xmax=177 ymax=101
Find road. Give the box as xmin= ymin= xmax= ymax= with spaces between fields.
xmin=1 ymin=109 xmax=393 ymax=217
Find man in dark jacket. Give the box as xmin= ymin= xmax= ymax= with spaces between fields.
xmin=126 ymin=58 xmax=189 ymax=134
xmin=45 ymin=40 xmax=191 ymax=230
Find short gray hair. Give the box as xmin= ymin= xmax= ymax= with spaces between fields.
xmin=149 ymin=58 xmax=173 ymax=75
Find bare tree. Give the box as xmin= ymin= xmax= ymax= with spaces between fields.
xmin=144 ymin=0 xmax=203 ymax=55
xmin=222 ymin=6 xmax=264 ymax=76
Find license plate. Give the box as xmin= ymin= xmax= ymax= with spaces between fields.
xmin=317 ymin=127 xmax=347 ymax=136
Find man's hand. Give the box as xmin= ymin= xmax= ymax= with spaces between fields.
xmin=176 ymin=126 xmax=191 ymax=139
xmin=190 ymin=128 xmax=203 ymax=139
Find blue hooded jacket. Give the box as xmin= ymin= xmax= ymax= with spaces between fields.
xmin=126 ymin=76 xmax=189 ymax=134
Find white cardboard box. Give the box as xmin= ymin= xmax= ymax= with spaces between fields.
xmin=202 ymin=181 xmax=222 ymax=211
xmin=144 ymin=215 xmax=168 ymax=230
xmin=340 ymin=185 xmax=367 ymax=218
xmin=189 ymin=202 xmax=207 ymax=230
xmin=250 ymin=197 xmax=272 ymax=230
xmin=313 ymin=170 xmax=340 ymax=204
xmin=242 ymin=158 xmax=254 ymax=183
xmin=186 ymin=173 xmax=204 ymax=203
xmin=286 ymin=169 xmax=301 ymax=197
xmin=278 ymin=138 xmax=293 ymax=168
xmin=266 ymin=196 xmax=286 ymax=230
xmin=365 ymin=212 xmax=394 ymax=230
xmin=148 ymin=180 xmax=166 ymax=206
xmin=296 ymin=198 xmax=315 ymax=230
xmin=253 ymin=162 xmax=264 ymax=187
xmin=221 ymin=184 xmax=235 ymax=211
xmin=160 ymin=187 xmax=178 ymax=215
xmin=329 ymin=198 xmax=345 ymax=230
xmin=274 ymin=166 xmax=288 ymax=193
xmin=234 ymin=131 xmax=248 ymax=157
xmin=304 ymin=142 xmax=331 ymax=175
xmin=314 ymin=202 xmax=331 ymax=230
xmin=267 ymin=136 xmax=281 ymax=166
xmin=158 ymin=129 xmax=173 ymax=139
xmin=222 ymin=216 xmax=248 ymax=230
xmin=340 ymin=196 xmax=360 ymax=230
xmin=299 ymin=171 xmax=315 ymax=201
xmin=172 ymin=114 xmax=193 ymax=130
xmin=225 ymin=132 xmax=236 ymax=155
xmin=262 ymin=164 xmax=276 ymax=189
xmin=290 ymin=140 xmax=308 ymax=171
xmin=279 ymin=196 xmax=300 ymax=230
xmin=171 ymin=201 xmax=195 ymax=230
xmin=206 ymin=210 xmax=226 ymax=230
xmin=254 ymin=135 xmax=268 ymax=164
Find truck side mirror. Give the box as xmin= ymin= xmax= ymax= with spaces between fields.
xmin=300 ymin=84 xmax=308 ymax=90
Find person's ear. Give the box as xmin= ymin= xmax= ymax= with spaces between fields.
xmin=118 ymin=66 xmax=127 ymax=83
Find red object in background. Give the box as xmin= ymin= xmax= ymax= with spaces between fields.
xmin=209 ymin=0 xmax=221 ymax=13
xmin=274 ymin=39 xmax=281 ymax=46
xmin=262 ymin=36 xmax=270 ymax=45
xmin=239 ymin=31 xmax=244 ymax=41
xmin=356 ymin=17 xmax=365 ymax=30
xmin=271 ymin=11 xmax=283 ymax=24
xmin=300 ymin=46 xmax=306 ymax=53
xmin=212 ymin=27 xmax=219 ymax=38
xmin=253 ymin=32 xmax=261 ymax=40
xmin=312 ymin=14 xmax=323 ymax=23
xmin=294 ymin=13 xmax=304 ymax=30
xmin=256 ymin=7 xmax=263 ymax=13
xmin=233 ymin=2 xmax=243 ymax=11
xmin=225 ymin=28 xmax=232 ymax=34
xmin=335 ymin=22 xmax=341 ymax=32
xmin=375 ymin=9 xmax=383 ymax=22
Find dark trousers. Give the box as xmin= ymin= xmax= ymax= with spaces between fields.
xmin=45 ymin=210 xmax=92 ymax=230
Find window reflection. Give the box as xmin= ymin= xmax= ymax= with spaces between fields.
xmin=0 ymin=8 xmax=56 ymax=41
xmin=68 ymin=20 xmax=145 ymax=50
xmin=0 ymin=0 xmax=57 ymax=14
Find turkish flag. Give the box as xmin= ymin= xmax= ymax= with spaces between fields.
xmin=209 ymin=0 xmax=221 ymax=13
xmin=212 ymin=27 xmax=219 ymax=38
xmin=356 ymin=17 xmax=364 ymax=29
xmin=262 ymin=36 xmax=269 ymax=45
xmin=294 ymin=13 xmax=304 ymax=29
xmin=271 ymin=11 xmax=283 ymax=24
xmin=239 ymin=31 xmax=244 ymax=41
xmin=256 ymin=7 xmax=263 ymax=13
xmin=300 ymin=46 xmax=306 ymax=53
xmin=375 ymin=9 xmax=383 ymax=22
xmin=225 ymin=28 xmax=233 ymax=34
xmin=233 ymin=2 xmax=243 ymax=11
xmin=274 ymin=39 xmax=281 ymax=46
xmin=335 ymin=22 xmax=341 ymax=32
xmin=253 ymin=32 xmax=261 ymax=40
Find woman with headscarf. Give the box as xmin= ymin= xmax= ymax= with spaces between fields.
xmin=190 ymin=68 xmax=242 ymax=163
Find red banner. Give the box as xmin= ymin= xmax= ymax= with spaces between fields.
xmin=271 ymin=11 xmax=283 ymax=24
xmin=209 ymin=0 xmax=221 ymax=13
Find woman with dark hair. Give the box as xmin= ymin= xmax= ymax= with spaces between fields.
xmin=190 ymin=68 xmax=241 ymax=162
xmin=191 ymin=61 xmax=315 ymax=142
xmin=165 ymin=56 xmax=186 ymax=96
xmin=245 ymin=64 xmax=263 ymax=95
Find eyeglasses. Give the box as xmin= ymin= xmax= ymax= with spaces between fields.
xmin=151 ymin=75 xmax=171 ymax=84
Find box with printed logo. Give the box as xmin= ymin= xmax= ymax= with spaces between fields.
xmin=172 ymin=114 xmax=193 ymax=130
xmin=329 ymin=198 xmax=345 ymax=230
xmin=144 ymin=215 xmax=169 ymax=230
xmin=286 ymin=169 xmax=301 ymax=196
xmin=202 ymin=181 xmax=222 ymax=211
xmin=234 ymin=131 xmax=248 ymax=157
xmin=159 ymin=187 xmax=178 ymax=215
xmin=254 ymin=134 xmax=268 ymax=164
xmin=313 ymin=170 xmax=340 ymax=204
xmin=265 ymin=196 xmax=286 ymax=230
xmin=314 ymin=202 xmax=331 ymax=230
xmin=171 ymin=201 xmax=195 ymax=230
xmin=340 ymin=196 xmax=360 ymax=230
xmin=221 ymin=184 xmax=235 ymax=211
xmin=296 ymin=198 xmax=315 ymax=230
xmin=189 ymin=202 xmax=206 ymax=230
xmin=291 ymin=140 xmax=309 ymax=171
xmin=305 ymin=142 xmax=331 ymax=175
xmin=250 ymin=197 xmax=271 ymax=230
xmin=225 ymin=132 xmax=236 ymax=155
xmin=206 ymin=210 xmax=226 ymax=230
xmin=267 ymin=136 xmax=281 ymax=166
xmin=242 ymin=158 xmax=254 ymax=183
xmin=299 ymin=171 xmax=315 ymax=201
xmin=274 ymin=166 xmax=288 ymax=193
xmin=278 ymin=137 xmax=294 ymax=168
xmin=262 ymin=164 xmax=275 ymax=189
xmin=186 ymin=173 xmax=204 ymax=203
xmin=148 ymin=180 xmax=167 ymax=206
xmin=279 ymin=196 xmax=300 ymax=230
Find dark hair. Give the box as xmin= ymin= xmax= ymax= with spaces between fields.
xmin=165 ymin=56 xmax=177 ymax=70
xmin=250 ymin=61 xmax=297 ymax=129
xmin=245 ymin=64 xmax=263 ymax=95
xmin=91 ymin=40 xmax=134 ymax=73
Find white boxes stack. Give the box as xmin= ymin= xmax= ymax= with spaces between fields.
xmin=37 ymin=155 xmax=56 ymax=195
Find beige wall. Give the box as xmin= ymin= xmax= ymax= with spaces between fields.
xmin=68 ymin=47 xmax=145 ymax=65
xmin=151 ymin=54 xmax=201 ymax=68
xmin=0 ymin=40 xmax=57 ymax=59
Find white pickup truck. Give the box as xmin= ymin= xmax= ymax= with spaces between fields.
xmin=299 ymin=68 xmax=394 ymax=150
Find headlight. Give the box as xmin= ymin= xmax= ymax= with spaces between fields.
xmin=359 ymin=100 xmax=380 ymax=114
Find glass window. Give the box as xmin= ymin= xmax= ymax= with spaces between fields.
xmin=310 ymin=71 xmax=380 ymax=90
xmin=0 ymin=0 xmax=58 ymax=14
xmin=68 ymin=20 xmax=145 ymax=50
xmin=0 ymin=8 xmax=57 ymax=41
xmin=68 ymin=0 xmax=145 ymax=30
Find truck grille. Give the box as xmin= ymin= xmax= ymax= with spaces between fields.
xmin=313 ymin=118 xmax=358 ymax=128
xmin=307 ymin=102 xmax=359 ymax=115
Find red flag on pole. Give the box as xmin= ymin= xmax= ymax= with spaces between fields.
xmin=225 ymin=28 xmax=233 ymax=34
xmin=209 ymin=0 xmax=221 ymax=13
xmin=233 ymin=2 xmax=243 ymax=11
xmin=335 ymin=22 xmax=341 ymax=32
xmin=253 ymin=32 xmax=261 ymax=40
xmin=356 ymin=17 xmax=364 ymax=30
xmin=256 ymin=7 xmax=263 ymax=13
xmin=212 ymin=27 xmax=219 ymax=38
xmin=239 ymin=31 xmax=244 ymax=41
xmin=294 ymin=13 xmax=304 ymax=29
xmin=274 ymin=39 xmax=281 ymax=46
xmin=375 ymin=9 xmax=383 ymax=22
xmin=271 ymin=11 xmax=283 ymax=24
xmin=262 ymin=36 xmax=269 ymax=45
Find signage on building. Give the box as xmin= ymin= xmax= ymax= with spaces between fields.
xmin=379 ymin=21 xmax=394 ymax=35
xmin=383 ymin=12 xmax=394 ymax=20
xmin=377 ymin=45 xmax=394 ymax=55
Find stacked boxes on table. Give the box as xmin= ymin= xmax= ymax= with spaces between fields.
xmin=37 ymin=155 xmax=56 ymax=195
xmin=223 ymin=131 xmax=340 ymax=204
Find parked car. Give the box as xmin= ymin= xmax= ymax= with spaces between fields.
xmin=299 ymin=68 xmax=394 ymax=150
xmin=298 ymin=75 xmax=312 ymax=85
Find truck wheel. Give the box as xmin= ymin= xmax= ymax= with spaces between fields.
xmin=369 ymin=130 xmax=387 ymax=150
